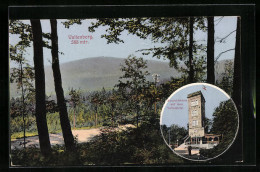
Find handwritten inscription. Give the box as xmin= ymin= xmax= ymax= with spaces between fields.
xmin=166 ymin=99 xmax=187 ymax=110
xmin=68 ymin=35 xmax=93 ymax=45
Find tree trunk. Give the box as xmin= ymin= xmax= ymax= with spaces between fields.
xmin=20 ymin=62 xmax=26 ymax=148
xmin=74 ymin=108 xmax=76 ymax=129
xmin=112 ymin=111 xmax=114 ymax=127
xmin=189 ymin=17 xmax=194 ymax=83
xmin=30 ymin=19 xmax=51 ymax=155
xmin=50 ymin=19 xmax=75 ymax=151
xmin=95 ymin=106 xmax=98 ymax=127
xmin=232 ymin=18 xmax=241 ymax=111
xmin=154 ymin=102 xmax=156 ymax=113
xmin=230 ymin=16 xmax=242 ymax=161
xmin=136 ymin=104 xmax=139 ymax=128
xmin=95 ymin=112 xmax=97 ymax=127
xmin=207 ymin=17 xmax=215 ymax=84
xmin=136 ymin=114 xmax=139 ymax=128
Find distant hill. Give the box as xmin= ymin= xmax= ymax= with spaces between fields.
xmin=10 ymin=57 xmax=233 ymax=97
xmin=44 ymin=57 xmax=181 ymax=95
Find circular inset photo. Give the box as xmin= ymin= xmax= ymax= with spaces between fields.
xmin=160 ymin=83 xmax=239 ymax=161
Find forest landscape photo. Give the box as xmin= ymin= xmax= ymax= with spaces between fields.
xmin=9 ymin=16 xmax=242 ymax=166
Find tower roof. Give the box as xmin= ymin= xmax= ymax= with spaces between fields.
xmin=187 ymin=91 xmax=205 ymax=102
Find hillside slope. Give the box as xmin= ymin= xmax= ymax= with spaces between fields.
xmin=10 ymin=57 xmax=233 ymax=97
xmin=44 ymin=57 xmax=180 ymax=95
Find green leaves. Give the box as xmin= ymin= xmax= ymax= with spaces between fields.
xmin=9 ymin=20 xmax=32 ymax=47
xmin=62 ymin=19 xmax=83 ymax=29
xmin=200 ymin=99 xmax=238 ymax=159
xmin=216 ymin=60 xmax=234 ymax=95
xmin=117 ymin=55 xmax=149 ymax=90
xmin=68 ymin=88 xmax=82 ymax=108
xmin=114 ymin=55 xmax=152 ymax=126
xmin=161 ymin=124 xmax=188 ymax=147
xmin=211 ymin=99 xmax=238 ymax=133
xmin=89 ymin=17 xmax=208 ymax=82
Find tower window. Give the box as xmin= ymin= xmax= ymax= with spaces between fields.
xmin=192 ymin=120 xmax=198 ymax=126
xmin=191 ymin=99 xmax=198 ymax=106
xmin=192 ymin=110 xmax=198 ymax=116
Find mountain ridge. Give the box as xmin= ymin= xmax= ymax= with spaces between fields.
xmin=10 ymin=56 xmax=233 ymax=97
xmin=44 ymin=56 xmax=180 ymax=95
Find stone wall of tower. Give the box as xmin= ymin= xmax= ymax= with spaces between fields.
xmin=188 ymin=92 xmax=205 ymax=138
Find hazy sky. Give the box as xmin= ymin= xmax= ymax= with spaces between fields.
xmin=160 ymin=83 xmax=232 ymax=128
xmin=9 ymin=16 xmax=237 ymax=67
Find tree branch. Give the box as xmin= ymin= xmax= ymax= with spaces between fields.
xmin=214 ymin=16 xmax=224 ymax=25
xmin=214 ymin=48 xmax=235 ymax=63
xmin=215 ymin=30 xmax=236 ymax=43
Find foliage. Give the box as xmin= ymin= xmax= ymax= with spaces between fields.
xmin=10 ymin=114 xmax=36 ymax=134
xmin=11 ymin=73 xmax=188 ymax=165
xmin=11 ymin=131 xmax=39 ymax=140
xmin=9 ymin=36 xmax=36 ymax=147
xmin=160 ymin=77 xmax=187 ymax=99
xmin=62 ymin=19 xmax=83 ymax=28
xmin=88 ymin=89 xmax=106 ymax=126
xmin=9 ymin=20 xmax=51 ymax=49
xmin=210 ymin=99 xmax=238 ymax=136
xmin=89 ymin=17 xmax=207 ymax=81
xmin=200 ymin=99 xmax=238 ymax=158
xmin=79 ymin=118 xmax=184 ymax=165
xmin=10 ymin=96 xmax=59 ymax=137
xmin=115 ymin=55 xmax=150 ymax=127
xmin=204 ymin=116 xmax=212 ymax=134
xmin=117 ymin=55 xmax=150 ymax=90
xmin=11 ymin=145 xmax=81 ymax=166
xmin=10 ymin=97 xmax=24 ymax=118
xmin=9 ymin=20 xmax=32 ymax=47
xmin=10 ymin=109 xmax=101 ymax=139
xmin=216 ymin=60 xmax=234 ymax=95
xmin=10 ymin=55 xmax=189 ymax=164
xmin=11 ymin=119 xmax=184 ymax=166
xmin=45 ymin=98 xmax=59 ymax=113
xmin=104 ymin=89 xmax=121 ymax=127
xmin=9 ymin=44 xmax=35 ymax=114
xmin=68 ymin=88 xmax=83 ymax=108
xmin=161 ymin=124 xmax=188 ymax=146
xmin=67 ymin=88 xmax=83 ymax=127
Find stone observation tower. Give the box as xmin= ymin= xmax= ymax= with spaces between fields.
xmin=187 ymin=91 xmax=205 ymax=144
xmin=174 ymin=90 xmax=221 ymax=153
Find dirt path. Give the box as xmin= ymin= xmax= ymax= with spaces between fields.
xmin=11 ymin=124 xmax=135 ymax=150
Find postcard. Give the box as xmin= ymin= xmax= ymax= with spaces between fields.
xmin=9 ymin=9 xmax=246 ymax=166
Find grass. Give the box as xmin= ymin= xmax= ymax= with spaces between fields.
xmin=11 ymin=131 xmax=39 ymax=140
xmin=11 ymin=124 xmax=103 ymax=140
